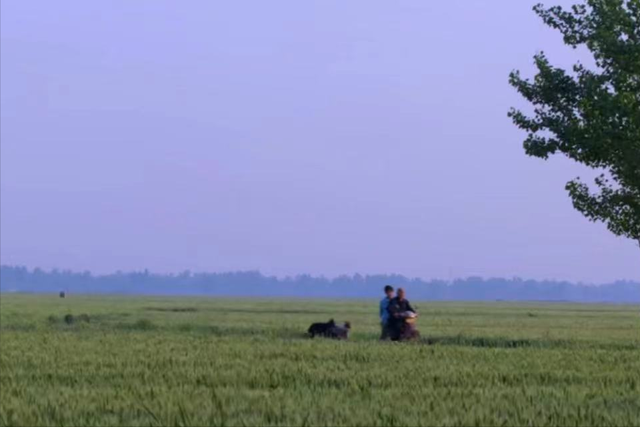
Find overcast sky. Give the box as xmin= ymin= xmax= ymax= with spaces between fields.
xmin=1 ymin=0 xmax=638 ymax=283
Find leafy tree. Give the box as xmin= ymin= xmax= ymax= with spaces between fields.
xmin=509 ymin=0 xmax=640 ymax=243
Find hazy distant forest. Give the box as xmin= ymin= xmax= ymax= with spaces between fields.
xmin=1 ymin=265 xmax=638 ymax=303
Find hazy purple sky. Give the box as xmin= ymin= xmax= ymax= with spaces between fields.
xmin=1 ymin=1 xmax=638 ymax=283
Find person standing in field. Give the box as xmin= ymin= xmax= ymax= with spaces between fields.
xmin=379 ymin=285 xmax=395 ymax=340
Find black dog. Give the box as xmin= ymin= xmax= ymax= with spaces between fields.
xmin=308 ymin=319 xmax=335 ymax=338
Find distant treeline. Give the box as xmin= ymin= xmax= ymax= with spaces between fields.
xmin=0 ymin=265 xmax=638 ymax=303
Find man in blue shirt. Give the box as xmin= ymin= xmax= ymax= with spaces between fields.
xmin=379 ymin=285 xmax=395 ymax=340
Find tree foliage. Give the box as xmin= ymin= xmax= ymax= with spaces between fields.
xmin=509 ymin=0 xmax=640 ymax=242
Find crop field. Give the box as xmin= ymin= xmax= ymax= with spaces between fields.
xmin=0 ymin=294 xmax=639 ymax=426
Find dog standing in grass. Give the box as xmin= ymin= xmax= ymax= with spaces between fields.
xmin=307 ymin=319 xmax=336 ymax=338
xmin=328 ymin=322 xmax=351 ymax=340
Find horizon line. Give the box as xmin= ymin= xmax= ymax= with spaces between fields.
xmin=2 ymin=264 xmax=638 ymax=286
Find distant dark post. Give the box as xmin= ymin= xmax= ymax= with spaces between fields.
xmin=59 ymin=291 xmax=66 ymax=298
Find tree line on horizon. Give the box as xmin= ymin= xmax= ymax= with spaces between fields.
xmin=0 ymin=265 xmax=637 ymax=303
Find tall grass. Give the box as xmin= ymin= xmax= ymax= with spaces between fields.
xmin=0 ymin=295 xmax=638 ymax=426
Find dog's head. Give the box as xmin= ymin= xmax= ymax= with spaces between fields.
xmin=343 ymin=321 xmax=351 ymax=330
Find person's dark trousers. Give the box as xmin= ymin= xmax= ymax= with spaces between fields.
xmin=380 ymin=323 xmax=392 ymax=340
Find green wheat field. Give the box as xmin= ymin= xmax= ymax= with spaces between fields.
xmin=0 ymin=294 xmax=639 ymax=426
